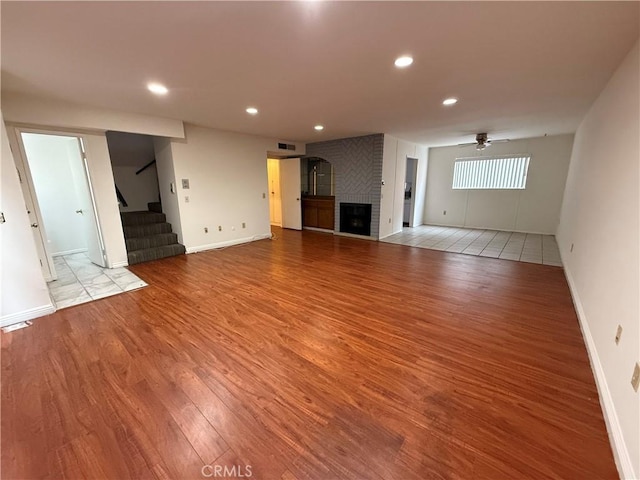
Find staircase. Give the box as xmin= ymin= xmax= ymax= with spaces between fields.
xmin=121 ymin=207 xmax=186 ymax=265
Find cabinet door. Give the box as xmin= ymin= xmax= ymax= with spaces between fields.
xmin=303 ymin=205 xmax=318 ymax=227
xmin=317 ymin=206 xmax=334 ymax=230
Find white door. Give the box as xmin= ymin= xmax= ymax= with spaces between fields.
xmin=267 ymin=159 xmax=282 ymax=226
xmin=280 ymin=158 xmax=302 ymax=230
xmin=9 ymin=135 xmax=57 ymax=281
xmin=75 ymin=138 xmax=107 ymax=267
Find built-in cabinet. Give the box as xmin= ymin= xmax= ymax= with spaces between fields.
xmin=302 ymin=196 xmax=335 ymax=230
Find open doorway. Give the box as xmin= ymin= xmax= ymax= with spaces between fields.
xmin=15 ymin=130 xmax=107 ymax=281
xmin=403 ymin=157 xmax=418 ymax=227
xmin=12 ymin=128 xmax=148 ymax=309
xmin=106 ymin=131 xmax=161 ymax=213
xmin=266 ymin=157 xmax=302 ymax=231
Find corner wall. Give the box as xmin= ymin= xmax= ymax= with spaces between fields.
xmin=306 ymin=134 xmax=384 ymax=239
xmin=165 ymin=124 xmax=304 ymax=252
xmin=379 ymin=135 xmax=428 ymax=239
xmin=424 ymin=134 xmax=574 ymax=234
xmin=557 ymin=40 xmax=639 ymax=479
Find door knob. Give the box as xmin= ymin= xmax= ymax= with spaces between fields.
xmin=31 ymin=223 xmax=38 ymax=228
xmin=76 ymin=209 xmax=84 ymax=214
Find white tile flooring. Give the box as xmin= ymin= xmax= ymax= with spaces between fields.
xmin=48 ymin=253 xmax=147 ymax=309
xmin=381 ymin=225 xmax=563 ymax=266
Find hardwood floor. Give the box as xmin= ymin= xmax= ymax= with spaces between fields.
xmin=1 ymin=228 xmax=617 ymax=479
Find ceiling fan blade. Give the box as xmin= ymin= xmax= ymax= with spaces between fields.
xmin=488 ymin=138 xmax=510 ymax=143
xmin=458 ymin=142 xmax=477 ymax=147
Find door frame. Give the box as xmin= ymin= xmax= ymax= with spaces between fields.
xmin=406 ymin=157 xmax=419 ymax=227
xmin=279 ymin=158 xmax=302 ymax=231
xmin=7 ymin=125 xmax=109 ymax=279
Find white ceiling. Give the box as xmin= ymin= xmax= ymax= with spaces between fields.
xmin=1 ymin=2 xmax=638 ymax=146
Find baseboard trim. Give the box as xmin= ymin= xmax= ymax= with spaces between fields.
xmin=303 ymin=227 xmax=334 ymax=234
xmin=110 ymin=261 xmax=129 ymax=268
xmin=52 ymin=248 xmax=87 ymax=257
xmin=561 ymin=257 xmax=635 ymax=479
xmin=186 ymin=234 xmax=272 ymax=254
xmin=423 ymin=222 xmax=555 ymax=235
xmin=333 ymin=231 xmax=377 ymax=241
xmin=1 ymin=303 xmax=56 ymax=328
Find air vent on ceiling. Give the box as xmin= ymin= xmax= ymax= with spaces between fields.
xmin=278 ymin=142 xmax=296 ymax=151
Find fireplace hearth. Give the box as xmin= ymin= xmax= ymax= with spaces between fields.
xmin=340 ymin=203 xmax=372 ymax=236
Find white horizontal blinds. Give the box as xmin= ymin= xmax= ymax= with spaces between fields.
xmin=452 ymin=156 xmax=530 ymax=189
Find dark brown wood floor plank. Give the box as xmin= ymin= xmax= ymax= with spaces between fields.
xmin=1 ymin=228 xmax=617 ymax=479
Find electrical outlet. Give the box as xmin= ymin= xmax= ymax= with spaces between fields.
xmin=570 ymin=243 xmax=574 ymax=252
xmin=631 ymin=363 xmax=640 ymax=392
xmin=443 ymin=210 xmax=447 ymax=215
xmin=204 ymin=227 xmax=208 ymax=233
xmin=615 ymin=325 xmax=622 ymax=345
xmin=218 ymin=225 xmax=222 ymax=231
xmin=242 ymin=222 xmax=246 ymax=228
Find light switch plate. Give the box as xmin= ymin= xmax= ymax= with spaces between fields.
xmin=631 ymin=363 xmax=640 ymax=392
xmin=182 ymin=179 xmax=190 ymax=189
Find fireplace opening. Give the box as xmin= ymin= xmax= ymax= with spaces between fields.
xmin=340 ymin=203 xmax=372 ymax=236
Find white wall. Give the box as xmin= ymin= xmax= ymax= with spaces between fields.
xmin=424 ymin=134 xmax=574 ymax=234
xmin=2 ymin=92 xmax=184 ymax=139
xmin=0 ymin=113 xmax=54 ymax=325
xmin=557 ymin=40 xmax=639 ymax=479
xmin=21 ymin=133 xmax=88 ymax=256
xmin=153 ymin=137 xmax=183 ymax=244
xmin=163 ymin=124 xmax=304 ymax=252
xmin=413 ymin=146 xmax=428 ymax=227
xmin=379 ymin=135 xmax=428 ymax=238
xmin=112 ymin=165 xmax=160 ymax=212
xmin=80 ymin=133 xmax=128 ymax=268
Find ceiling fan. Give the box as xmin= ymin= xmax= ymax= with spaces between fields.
xmin=459 ymin=133 xmax=510 ymax=151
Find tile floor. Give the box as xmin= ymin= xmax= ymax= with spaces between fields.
xmin=381 ymin=225 xmax=563 ymax=266
xmin=48 ymin=252 xmax=147 ymax=309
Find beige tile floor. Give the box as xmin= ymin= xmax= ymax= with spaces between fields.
xmin=381 ymin=225 xmax=562 ymax=266
xmin=48 ymin=253 xmax=147 ymax=309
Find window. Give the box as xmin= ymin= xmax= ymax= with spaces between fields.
xmin=452 ymin=156 xmax=531 ymax=190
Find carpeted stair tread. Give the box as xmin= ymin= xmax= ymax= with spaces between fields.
xmin=123 ymin=222 xmax=173 ymax=238
xmin=121 ymin=211 xmax=166 ymax=226
xmin=127 ymin=244 xmax=186 ymax=265
xmin=126 ymin=232 xmax=178 ymax=251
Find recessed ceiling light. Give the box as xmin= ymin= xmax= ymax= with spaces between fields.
xmin=394 ymin=56 xmax=413 ymax=68
xmin=147 ymin=82 xmax=168 ymax=95
xmin=442 ymin=97 xmax=458 ymax=106
xmin=314 ymin=125 xmax=324 ymax=131
xmin=246 ymin=107 xmax=258 ymax=115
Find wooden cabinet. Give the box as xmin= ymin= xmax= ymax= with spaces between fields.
xmin=302 ymin=196 xmax=335 ymax=230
